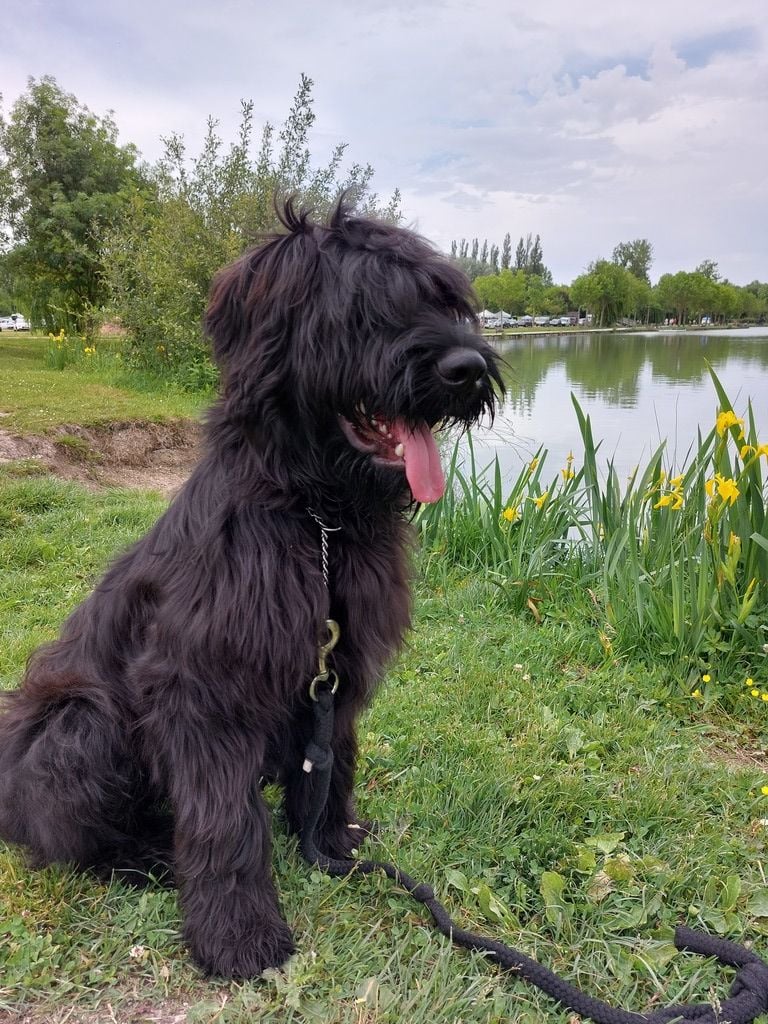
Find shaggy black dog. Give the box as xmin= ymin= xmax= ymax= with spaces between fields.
xmin=0 ymin=201 xmax=502 ymax=978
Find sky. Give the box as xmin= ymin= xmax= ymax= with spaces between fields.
xmin=2 ymin=0 xmax=766 ymax=285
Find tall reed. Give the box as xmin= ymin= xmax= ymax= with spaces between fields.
xmin=418 ymin=370 xmax=768 ymax=688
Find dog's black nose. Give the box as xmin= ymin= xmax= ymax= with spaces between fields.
xmin=436 ymin=349 xmax=488 ymax=392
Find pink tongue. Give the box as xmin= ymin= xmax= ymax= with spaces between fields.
xmin=394 ymin=421 xmax=445 ymax=503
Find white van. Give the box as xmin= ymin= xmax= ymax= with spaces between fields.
xmin=0 ymin=313 xmax=30 ymax=331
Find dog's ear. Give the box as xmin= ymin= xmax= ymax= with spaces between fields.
xmin=206 ymin=229 xmax=327 ymax=450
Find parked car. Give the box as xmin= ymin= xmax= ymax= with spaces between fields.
xmin=559 ymin=316 xmax=573 ymax=326
xmin=518 ymin=315 xmax=533 ymax=326
xmin=0 ymin=313 xmax=30 ymax=331
xmin=533 ymin=316 xmax=549 ymax=327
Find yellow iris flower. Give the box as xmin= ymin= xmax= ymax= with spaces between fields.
xmin=716 ymin=410 xmax=745 ymax=437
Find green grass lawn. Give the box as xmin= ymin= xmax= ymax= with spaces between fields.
xmin=0 ymin=335 xmax=206 ymax=433
xmin=1 ymin=470 xmax=768 ymax=1023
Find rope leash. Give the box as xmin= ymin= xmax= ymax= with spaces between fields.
xmin=300 ymin=687 xmax=768 ymax=1024
xmin=301 ymin=512 xmax=768 ymax=1022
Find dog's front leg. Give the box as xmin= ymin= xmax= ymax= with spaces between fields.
xmin=163 ymin=718 xmax=295 ymax=978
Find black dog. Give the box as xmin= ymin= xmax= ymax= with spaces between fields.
xmin=0 ymin=201 xmax=502 ymax=978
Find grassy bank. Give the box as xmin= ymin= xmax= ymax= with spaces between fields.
xmin=1 ymin=345 xmax=767 ymax=1022
xmin=1 ymin=469 xmax=768 ymax=1023
xmin=0 ymin=335 xmax=205 ymax=433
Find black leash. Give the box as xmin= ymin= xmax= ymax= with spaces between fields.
xmin=300 ymin=684 xmax=768 ymax=1024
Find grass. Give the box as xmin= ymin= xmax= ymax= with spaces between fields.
xmin=0 ymin=335 xmax=206 ymax=433
xmin=2 ymin=470 xmax=768 ymax=1023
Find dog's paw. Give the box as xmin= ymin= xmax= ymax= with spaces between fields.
xmin=315 ymin=818 xmax=379 ymax=858
xmin=188 ymin=919 xmax=295 ymax=979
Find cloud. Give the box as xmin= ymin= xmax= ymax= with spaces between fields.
xmin=1 ymin=0 xmax=766 ymax=283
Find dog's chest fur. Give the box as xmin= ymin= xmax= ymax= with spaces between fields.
xmin=324 ymin=520 xmax=413 ymax=699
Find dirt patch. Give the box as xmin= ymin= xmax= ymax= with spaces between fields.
xmin=0 ymin=421 xmax=202 ymax=498
xmin=0 ymin=997 xmax=199 ymax=1024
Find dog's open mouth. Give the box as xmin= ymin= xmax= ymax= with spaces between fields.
xmin=338 ymin=409 xmax=445 ymax=504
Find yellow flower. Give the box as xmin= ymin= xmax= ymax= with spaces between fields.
xmin=691 ymin=689 xmax=702 ymax=699
xmin=758 ymin=444 xmax=768 ymax=460
xmin=502 ymin=506 xmax=519 ymax=523
xmin=561 ymin=467 xmax=575 ymax=481
xmin=654 ymin=490 xmax=683 ymax=510
xmin=716 ymin=410 xmax=745 ymax=437
xmin=741 ymin=444 xmax=756 ymax=459
xmin=716 ymin=475 xmax=740 ymax=506
xmin=532 ymin=491 xmax=549 ymax=510
xmin=752 ymin=689 xmax=761 ymax=698
xmin=762 ymin=694 xmax=768 ymax=702
xmin=528 ymin=457 xmax=539 ymax=472
xmin=566 ymin=451 xmax=574 ymax=464
xmin=702 ymin=674 xmax=711 ymax=683
xmin=669 ymin=475 xmax=683 ymax=488
xmin=746 ymin=677 xmax=754 ymax=686
xmin=762 ymin=786 xmax=768 ymax=796
xmin=705 ymin=477 xmax=716 ymax=498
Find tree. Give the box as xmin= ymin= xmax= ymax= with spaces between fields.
xmin=501 ymin=232 xmax=511 ymax=271
xmin=0 ymin=76 xmax=148 ymax=330
xmin=525 ymin=274 xmax=547 ymax=315
xmin=473 ymin=268 xmax=528 ymax=314
xmin=695 ymin=259 xmax=720 ymax=281
xmin=515 ymin=234 xmax=530 ymax=271
xmin=540 ymin=284 xmax=570 ymax=316
xmin=655 ymin=271 xmax=707 ymax=324
xmin=571 ymin=260 xmax=634 ymax=326
xmin=104 ymin=76 xmax=400 ymax=379
xmin=529 ymin=234 xmax=544 ymax=276
xmin=612 ymin=239 xmax=654 ymax=284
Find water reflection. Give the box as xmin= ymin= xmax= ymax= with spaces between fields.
xmin=469 ymin=329 xmax=768 ymax=483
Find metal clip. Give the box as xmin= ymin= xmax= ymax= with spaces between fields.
xmin=309 ymin=619 xmax=341 ymax=701
xmin=317 ymin=619 xmax=340 ymax=677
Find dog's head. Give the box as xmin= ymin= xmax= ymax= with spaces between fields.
xmin=205 ymin=199 xmax=504 ymax=507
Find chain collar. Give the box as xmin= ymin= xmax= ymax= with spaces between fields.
xmin=306 ymin=508 xmax=341 ymax=591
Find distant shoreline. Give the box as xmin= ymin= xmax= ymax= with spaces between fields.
xmin=483 ymin=323 xmax=766 ymax=340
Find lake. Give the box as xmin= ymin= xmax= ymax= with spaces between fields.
xmin=468 ymin=327 xmax=768 ymax=484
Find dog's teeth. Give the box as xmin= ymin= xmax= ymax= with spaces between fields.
xmin=394 ymin=443 xmax=404 ymax=457
xmin=378 ymin=424 xmax=388 ymax=435
xmin=359 ymin=402 xmax=366 ymax=415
